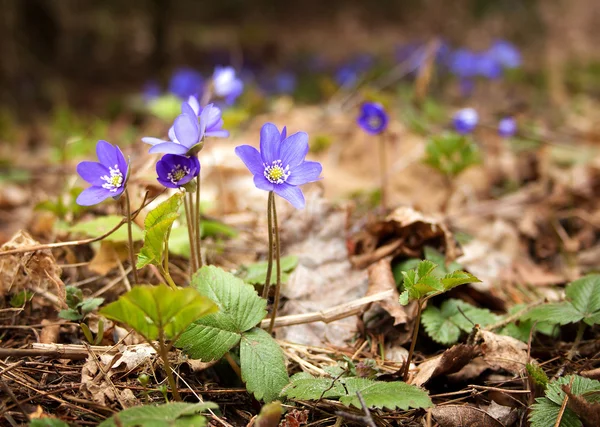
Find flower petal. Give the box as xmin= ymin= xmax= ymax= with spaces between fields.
xmin=168 ymin=126 xmax=177 ymax=142
xmin=142 ymin=137 xmax=167 ymax=146
xmin=259 ymin=123 xmax=281 ymax=163
xmin=201 ymin=104 xmax=222 ymax=129
xmin=148 ymin=142 xmax=189 ymax=155
xmin=287 ymin=161 xmax=322 ymax=186
xmin=77 ymin=161 xmax=109 ymax=186
xmin=173 ymin=113 xmax=200 ymax=148
xmin=280 ymin=126 xmax=287 ymax=141
xmin=253 ymin=174 xmax=274 ymax=192
xmin=235 ymin=145 xmax=264 ymax=176
xmin=181 ymin=101 xmax=197 ymax=118
xmin=205 ymin=129 xmax=229 ymax=138
xmin=76 ymin=186 xmax=112 ymax=206
xmin=280 ymin=132 xmax=309 ymax=168
xmin=115 ymin=145 xmax=129 ymax=180
xmin=96 ymin=140 xmax=118 ymax=167
xmin=274 ymin=183 xmax=305 ymax=209
xmin=157 ymin=178 xmax=180 ymax=189
xmin=186 ymin=96 xmax=201 ymax=116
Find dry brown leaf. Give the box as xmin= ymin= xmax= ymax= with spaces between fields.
xmin=0 ymin=230 xmax=65 ymax=306
xmin=563 ymin=384 xmax=600 ymax=427
xmin=431 ymin=405 xmax=505 ymax=427
xmin=88 ymin=241 xmax=129 ymax=275
xmin=364 ymin=257 xmax=407 ymax=325
xmin=412 ymin=344 xmax=479 ymax=386
xmin=580 ymin=367 xmax=600 ymax=381
xmin=478 ymin=330 xmax=528 ymax=375
xmin=40 ymin=319 xmax=60 ymax=344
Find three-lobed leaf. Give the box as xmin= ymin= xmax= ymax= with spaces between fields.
xmin=100 ymin=284 xmax=217 ymax=341
xmin=240 ymin=328 xmax=290 ymax=403
xmin=98 ymin=402 xmax=218 ymax=427
xmin=177 ymin=266 xmax=267 ymax=361
xmin=137 ymin=192 xmax=184 ymax=269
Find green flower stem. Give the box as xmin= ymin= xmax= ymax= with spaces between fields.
xmin=224 ymin=352 xmax=242 ymax=380
xmin=262 ymin=191 xmax=275 ymax=299
xmin=268 ymin=194 xmax=282 ymax=334
xmin=379 ymin=133 xmax=388 ymax=211
xmin=157 ymin=330 xmax=181 ymax=401
xmin=125 ymin=189 xmax=140 ymax=285
xmin=184 ymin=191 xmax=199 ymax=273
xmin=195 ymin=175 xmax=203 ymax=268
xmin=403 ymin=298 xmax=424 ymax=381
xmin=160 ymin=228 xmax=177 ymax=290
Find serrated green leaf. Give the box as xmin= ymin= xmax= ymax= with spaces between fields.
xmin=58 ymin=308 xmax=83 ymax=321
xmin=500 ymin=304 xmax=558 ymax=342
xmin=340 ymin=378 xmax=432 ymax=410
xmin=524 ymin=303 xmax=583 ymax=325
xmin=529 ymin=397 xmax=582 ymax=427
xmin=100 ymin=284 xmax=217 ymax=341
xmin=98 ymin=402 xmax=218 ymax=427
xmin=417 ymin=260 xmax=438 ymax=279
xmin=566 ymin=274 xmax=600 ymax=326
xmin=177 ymin=266 xmax=267 ymax=361
xmin=421 ymin=305 xmax=462 ymax=345
xmin=545 ymin=375 xmax=600 ymax=406
xmin=240 ymin=328 xmax=290 ymax=402
xmin=68 ymin=215 xmax=143 ymax=243
xmin=441 ymin=270 xmax=481 ymax=290
xmin=281 ymin=374 xmax=431 ymax=410
xmin=241 ymin=255 xmax=298 ymax=285
xmin=137 ymin=193 xmax=184 ymax=269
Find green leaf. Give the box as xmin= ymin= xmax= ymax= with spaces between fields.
xmin=440 ymin=270 xmax=481 ymax=290
xmin=10 ymin=290 xmax=33 ymax=308
xmin=423 ymin=132 xmax=481 ymax=177
xmin=98 ymin=402 xmax=218 ymax=427
xmin=421 ymin=299 xmax=499 ymax=345
xmin=340 ymin=378 xmax=433 ymax=410
xmin=530 ymin=397 xmax=582 ymax=427
xmin=100 ymin=284 xmax=217 ymax=341
xmin=566 ymin=274 xmax=600 ymax=326
xmin=281 ymin=374 xmax=432 ymax=410
xmin=30 ymin=419 xmax=70 ymax=427
xmin=500 ymin=304 xmax=558 ymax=342
xmin=58 ymin=308 xmax=83 ymax=321
xmin=399 ymin=260 xmax=474 ymax=304
xmin=545 ymin=375 xmax=600 ymax=406
xmin=147 ymin=95 xmax=184 ymax=122
xmin=177 ymin=266 xmax=267 ymax=361
xmin=240 ymin=328 xmax=290 ymax=402
xmin=524 ymin=303 xmax=584 ymax=325
xmin=202 ymin=220 xmax=238 ymax=238
xmin=68 ymin=215 xmax=143 ymax=243
xmin=78 ymin=297 xmax=104 ymax=315
xmin=241 ymin=255 xmax=299 ymax=285
xmin=137 ymin=193 xmax=184 ymax=269
xmin=65 ymin=286 xmax=83 ymax=309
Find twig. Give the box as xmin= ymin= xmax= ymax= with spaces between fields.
xmin=335 ymin=391 xmax=376 ymax=427
xmin=554 ymin=386 xmax=570 ymax=427
xmin=0 ymin=377 xmax=30 ymax=422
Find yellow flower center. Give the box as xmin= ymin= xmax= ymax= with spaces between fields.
xmin=264 ymin=160 xmax=290 ymax=184
xmin=101 ymin=165 xmax=124 ymax=192
xmin=167 ymin=164 xmax=191 ymax=184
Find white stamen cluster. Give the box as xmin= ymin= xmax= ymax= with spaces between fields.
xmin=167 ymin=164 xmax=191 ymax=184
xmin=264 ymin=160 xmax=291 ymax=184
xmin=101 ymin=164 xmax=124 ymax=192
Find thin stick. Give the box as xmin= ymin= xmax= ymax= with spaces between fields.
xmin=262 ymin=191 xmax=274 ymax=299
xmin=403 ymin=299 xmax=424 ymax=381
xmin=158 ymin=330 xmax=181 ymax=401
xmin=195 ymin=174 xmax=203 ymax=268
xmin=0 ymin=377 xmax=30 ymax=422
xmin=268 ymin=195 xmax=282 ymax=334
xmin=224 ymin=353 xmax=242 ymax=380
xmin=125 ymin=189 xmax=139 ymax=285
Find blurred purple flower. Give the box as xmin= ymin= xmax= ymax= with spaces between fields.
xmin=213 ymin=66 xmax=244 ymax=104
xmin=275 ymin=71 xmax=297 ymax=94
xmin=168 ymin=68 xmax=204 ymax=100
xmin=489 ymin=40 xmax=521 ymax=69
xmin=76 ymin=140 xmax=129 ymax=206
xmin=335 ymin=65 xmax=358 ymax=88
xmin=449 ymin=49 xmax=478 ymax=78
xmin=201 ymin=103 xmax=229 ymax=138
xmin=453 ymin=108 xmax=478 ymax=134
xmin=357 ymin=102 xmax=389 ymax=135
xmin=156 ymin=154 xmax=200 ymax=188
xmin=235 ymin=123 xmax=322 ymax=209
xmin=459 ymin=78 xmax=475 ymax=97
xmin=498 ymin=117 xmax=517 ymax=137
xmin=475 ymin=53 xmax=503 ymax=79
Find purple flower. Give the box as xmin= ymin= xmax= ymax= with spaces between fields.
xmin=450 ymin=49 xmax=478 ymax=78
xmin=213 ymin=66 xmax=243 ymax=105
xmin=498 ymin=117 xmax=517 ymax=138
xmin=156 ymin=154 xmax=200 ymax=188
xmin=453 ymin=108 xmax=478 ymax=134
xmin=489 ymin=40 xmax=521 ymax=69
xmin=357 ymin=102 xmax=389 ymax=135
xmin=168 ymin=68 xmax=204 ymax=100
xmin=235 ymin=123 xmax=322 ymax=209
xmin=275 ymin=71 xmax=297 ymax=94
xmin=201 ymin=103 xmax=229 ymax=138
xmin=335 ymin=65 xmax=358 ymax=88
xmin=76 ymin=140 xmax=129 ymax=206
xmin=475 ymin=53 xmax=503 ymax=79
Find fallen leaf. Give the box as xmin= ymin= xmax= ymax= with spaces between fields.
xmin=563 ymin=384 xmax=600 ymax=427
xmin=431 ymin=405 xmax=505 ymax=427
xmin=364 ymin=257 xmax=408 ymax=325
xmin=88 ymin=241 xmax=129 ymax=275
xmin=478 ymin=330 xmax=528 ymax=375
xmin=40 ymin=319 xmax=60 ymax=344
xmin=413 ymin=344 xmax=479 ymax=386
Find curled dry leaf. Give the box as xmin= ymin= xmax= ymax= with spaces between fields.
xmin=477 ymin=330 xmax=528 ymax=375
xmin=431 ymin=404 xmax=506 ymax=427
xmin=562 ymin=384 xmax=600 ymax=427
xmin=350 ymin=206 xmax=459 ymax=269
xmin=364 ymin=257 xmax=408 ymax=326
xmin=0 ymin=230 xmax=65 ymax=306
xmin=413 ymin=344 xmax=479 ymax=386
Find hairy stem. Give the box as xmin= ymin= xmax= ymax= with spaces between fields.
xmin=262 ymin=191 xmax=275 ymax=299
xmin=184 ymin=191 xmax=198 ymax=273
xmin=195 ymin=174 xmax=203 ymax=268
xmin=158 ymin=331 xmax=180 ymax=401
xmin=268 ymin=195 xmax=282 ymax=334
xmin=224 ymin=352 xmax=242 ymax=380
xmin=125 ymin=189 xmax=139 ymax=285
xmin=403 ymin=299 xmax=424 ymax=381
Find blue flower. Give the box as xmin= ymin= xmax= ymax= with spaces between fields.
xmin=489 ymin=40 xmax=521 ymax=69
xmin=156 ymin=154 xmax=200 ymax=189
xmin=76 ymin=140 xmax=129 ymax=206
xmin=357 ymin=102 xmax=389 ymax=135
xmin=213 ymin=66 xmax=243 ymax=104
xmin=449 ymin=49 xmax=478 ymax=78
xmin=453 ymin=108 xmax=478 ymax=134
xmin=335 ymin=65 xmax=358 ymax=88
xmin=275 ymin=71 xmax=297 ymax=94
xmin=475 ymin=53 xmax=503 ymax=79
xmin=235 ymin=123 xmax=322 ymax=209
xmin=498 ymin=117 xmax=517 ymax=138
xmin=168 ymin=68 xmax=204 ymax=100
